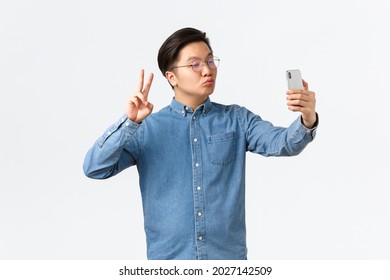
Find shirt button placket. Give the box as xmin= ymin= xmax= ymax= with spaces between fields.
xmin=191 ymin=110 xmax=206 ymax=259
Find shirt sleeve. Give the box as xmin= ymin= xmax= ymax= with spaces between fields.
xmin=83 ymin=115 xmax=141 ymax=179
xmin=237 ymin=106 xmax=318 ymax=157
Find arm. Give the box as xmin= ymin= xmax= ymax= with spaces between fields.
xmin=83 ymin=69 xmax=154 ymax=179
xmin=83 ymin=116 xmax=141 ymax=179
xmin=240 ymin=79 xmax=318 ymax=156
xmin=240 ymin=108 xmax=316 ymax=157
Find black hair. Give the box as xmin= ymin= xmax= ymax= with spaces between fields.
xmin=157 ymin=27 xmax=213 ymax=77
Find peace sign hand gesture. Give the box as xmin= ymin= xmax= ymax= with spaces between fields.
xmin=126 ymin=69 xmax=154 ymax=124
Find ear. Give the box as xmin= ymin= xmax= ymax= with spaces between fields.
xmin=165 ymin=71 xmax=177 ymax=87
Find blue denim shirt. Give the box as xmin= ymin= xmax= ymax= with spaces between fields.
xmin=83 ymin=97 xmax=317 ymax=260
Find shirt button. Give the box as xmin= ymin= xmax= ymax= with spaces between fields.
xmin=197 ymin=212 xmax=202 ymax=216
xmin=198 ymin=236 xmax=203 ymax=241
xmin=194 ymin=138 xmax=198 ymax=142
xmin=197 ymin=186 xmax=201 ymax=191
xmin=125 ymin=122 xmax=130 ymax=126
xmin=195 ymin=163 xmax=199 ymax=167
xmin=193 ymin=116 xmax=196 ymax=120
xmin=107 ymin=131 xmax=111 ymax=136
xmin=121 ymin=117 xmax=125 ymax=122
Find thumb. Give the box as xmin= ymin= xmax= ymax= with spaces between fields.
xmin=302 ymin=79 xmax=309 ymax=90
xmin=147 ymin=102 xmax=154 ymax=111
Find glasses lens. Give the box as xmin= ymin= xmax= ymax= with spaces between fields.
xmin=191 ymin=57 xmax=220 ymax=72
xmin=191 ymin=60 xmax=203 ymax=72
xmin=208 ymin=57 xmax=219 ymax=69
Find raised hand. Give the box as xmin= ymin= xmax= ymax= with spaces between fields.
xmin=286 ymin=79 xmax=317 ymax=128
xmin=126 ymin=69 xmax=154 ymax=124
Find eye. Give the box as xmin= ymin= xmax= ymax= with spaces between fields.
xmin=191 ymin=60 xmax=202 ymax=70
xmin=208 ymin=58 xmax=216 ymax=68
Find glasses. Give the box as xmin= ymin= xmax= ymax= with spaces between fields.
xmin=170 ymin=56 xmax=220 ymax=72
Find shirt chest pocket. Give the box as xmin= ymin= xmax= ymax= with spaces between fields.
xmin=207 ymin=131 xmax=236 ymax=165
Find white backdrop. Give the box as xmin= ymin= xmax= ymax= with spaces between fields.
xmin=1 ymin=0 xmax=389 ymax=259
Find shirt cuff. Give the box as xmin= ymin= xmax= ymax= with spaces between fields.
xmin=300 ymin=113 xmax=319 ymax=139
xmin=98 ymin=115 xmax=140 ymax=147
xmin=119 ymin=114 xmax=140 ymax=132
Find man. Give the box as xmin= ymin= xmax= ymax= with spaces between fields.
xmin=83 ymin=27 xmax=318 ymax=260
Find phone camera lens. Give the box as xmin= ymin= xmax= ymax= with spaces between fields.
xmin=288 ymin=72 xmax=291 ymax=79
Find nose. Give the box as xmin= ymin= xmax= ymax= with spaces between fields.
xmin=201 ymin=62 xmax=213 ymax=76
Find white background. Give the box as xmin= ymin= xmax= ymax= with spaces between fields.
xmin=1 ymin=0 xmax=389 ymax=260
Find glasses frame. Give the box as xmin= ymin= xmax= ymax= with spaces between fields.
xmin=169 ymin=56 xmax=220 ymax=72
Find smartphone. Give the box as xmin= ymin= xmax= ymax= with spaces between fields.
xmin=286 ymin=69 xmax=304 ymax=90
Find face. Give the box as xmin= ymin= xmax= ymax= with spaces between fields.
xmin=165 ymin=41 xmax=217 ymax=108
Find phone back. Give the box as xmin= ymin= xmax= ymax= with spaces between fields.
xmin=286 ymin=69 xmax=304 ymax=90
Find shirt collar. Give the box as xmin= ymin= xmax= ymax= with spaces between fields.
xmin=170 ymin=97 xmax=212 ymax=117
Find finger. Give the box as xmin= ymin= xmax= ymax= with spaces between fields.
xmin=134 ymin=92 xmax=148 ymax=105
xmin=142 ymin=73 xmax=154 ymax=100
xmin=146 ymin=101 xmax=154 ymax=110
xmin=287 ymin=104 xmax=302 ymax=112
xmin=287 ymin=93 xmax=312 ymax=102
xmin=288 ymin=106 xmax=300 ymax=112
xmin=287 ymin=90 xmax=315 ymax=99
xmin=130 ymin=96 xmax=141 ymax=109
xmin=288 ymin=105 xmax=310 ymax=113
xmin=286 ymin=89 xmax=304 ymax=95
xmin=287 ymin=99 xmax=306 ymax=108
xmin=287 ymin=88 xmax=308 ymax=95
xmin=137 ymin=69 xmax=145 ymax=92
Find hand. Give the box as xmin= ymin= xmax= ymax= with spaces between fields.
xmin=286 ymin=79 xmax=317 ymax=128
xmin=126 ymin=69 xmax=154 ymax=124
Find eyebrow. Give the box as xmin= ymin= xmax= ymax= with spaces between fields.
xmin=186 ymin=53 xmax=213 ymax=62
